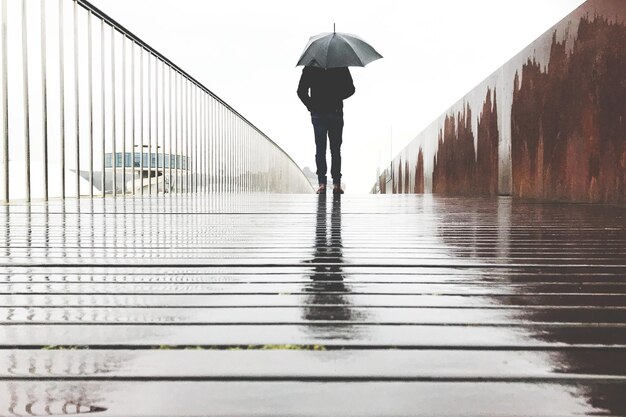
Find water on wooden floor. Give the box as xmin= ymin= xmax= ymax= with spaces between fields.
xmin=0 ymin=194 xmax=625 ymax=416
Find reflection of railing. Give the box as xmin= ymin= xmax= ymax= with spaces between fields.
xmin=0 ymin=0 xmax=312 ymax=202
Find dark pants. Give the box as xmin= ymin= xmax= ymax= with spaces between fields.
xmin=311 ymin=110 xmax=343 ymax=185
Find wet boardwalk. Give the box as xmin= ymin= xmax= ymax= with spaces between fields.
xmin=1 ymin=194 xmax=625 ymax=416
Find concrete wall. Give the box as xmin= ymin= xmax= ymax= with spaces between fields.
xmin=375 ymin=0 xmax=625 ymax=205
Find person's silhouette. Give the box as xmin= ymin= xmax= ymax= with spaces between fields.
xmin=297 ymin=67 xmax=355 ymax=194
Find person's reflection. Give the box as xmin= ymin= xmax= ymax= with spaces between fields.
xmin=302 ymin=193 xmax=359 ymax=339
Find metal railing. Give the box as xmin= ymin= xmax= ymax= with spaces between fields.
xmin=0 ymin=0 xmax=312 ymax=202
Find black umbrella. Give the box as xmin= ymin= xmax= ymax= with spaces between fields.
xmin=296 ymin=26 xmax=382 ymax=69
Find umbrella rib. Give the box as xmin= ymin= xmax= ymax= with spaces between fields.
xmin=322 ymin=33 xmax=335 ymax=69
xmin=333 ymin=33 xmax=363 ymax=67
xmin=297 ymin=33 xmax=333 ymax=67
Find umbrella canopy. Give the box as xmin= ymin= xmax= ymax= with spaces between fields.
xmin=296 ymin=31 xmax=383 ymax=69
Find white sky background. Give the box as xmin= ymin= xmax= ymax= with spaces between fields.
xmin=91 ymin=0 xmax=585 ymax=193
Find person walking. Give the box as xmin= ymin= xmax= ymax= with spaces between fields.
xmin=297 ymin=67 xmax=354 ymax=194
xmin=296 ymin=28 xmax=382 ymax=195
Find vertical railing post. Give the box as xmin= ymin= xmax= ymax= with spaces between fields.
xmin=228 ymin=112 xmax=232 ymax=192
xmin=139 ymin=47 xmax=143 ymax=196
xmin=217 ymin=99 xmax=220 ymax=194
xmin=182 ymin=83 xmax=184 ymax=195
xmin=181 ymin=76 xmax=184 ymax=194
xmin=230 ymin=112 xmax=234 ymax=192
xmin=152 ymin=56 xmax=157 ymax=196
xmin=87 ymin=10 xmax=93 ymax=197
xmin=240 ymin=119 xmax=243 ymax=192
xmin=169 ymin=68 xmax=178 ymax=193
xmin=194 ymin=86 xmax=198 ymax=193
xmin=73 ymin=0 xmax=79 ymax=199
xmin=232 ymin=114 xmax=235 ymax=192
xmin=111 ymin=26 xmax=116 ymax=197
xmin=224 ymin=105 xmax=227 ymax=193
xmin=236 ymin=119 xmax=240 ymax=193
xmin=199 ymin=90 xmax=201 ymax=193
xmin=233 ymin=114 xmax=236 ymax=193
xmin=198 ymin=90 xmax=201 ymax=192
xmin=100 ymin=18 xmax=105 ymax=197
xmin=239 ymin=118 xmax=242 ymax=192
xmin=223 ymin=107 xmax=226 ymax=193
xmin=208 ymin=96 xmax=211 ymax=194
xmin=121 ymin=35 xmax=126 ymax=195
xmin=192 ymin=86 xmax=195 ymax=193
xmin=185 ymin=78 xmax=189 ymax=194
xmin=187 ymin=79 xmax=193 ymax=194
xmin=41 ymin=0 xmax=49 ymax=201
xmin=210 ymin=99 xmax=213 ymax=194
xmin=243 ymin=124 xmax=246 ymax=192
xmin=147 ymin=52 xmax=151 ymax=196
xmin=174 ymin=72 xmax=178 ymax=194
xmin=189 ymin=80 xmax=192 ymax=194
xmin=209 ymin=96 xmax=213 ymax=194
xmin=212 ymin=98 xmax=216 ymax=194
xmin=207 ymin=96 xmax=211 ymax=194
xmin=240 ymin=121 xmax=244 ymax=192
xmin=247 ymin=125 xmax=250 ymax=190
xmin=161 ymin=60 xmax=165 ymax=196
xmin=59 ymin=0 xmax=66 ymax=198
xmin=233 ymin=115 xmax=236 ymax=192
xmin=205 ymin=95 xmax=212 ymax=193
xmin=219 ymin=104 xmax=222 ymax=194
xmin=202 ymin=93 xmax=206 ymax=192
xmin=247 ymin=126 xmax=251 ymax=192
xmin=168 ymin=66 xmax=172 ymax=196
xmin=131 ymin=40 xmax=135 ymax=195
xmin=154 ymin=57 xmax=159 ymax=195
xmin=235 ymin=114 xmax=239 ymax=191
xmin=22 ymin=0 xmax=31 ymax=202
xmin=247 ymin=126 xmax=251 ymax=191
xmin=1 ymin=0 xmax=7 ymax=202
xmin=234 ymin=114 xmax=237 ymax=192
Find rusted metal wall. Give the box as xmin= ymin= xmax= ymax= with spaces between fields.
xmin=376 ymin=0 xmax=625 ymax=205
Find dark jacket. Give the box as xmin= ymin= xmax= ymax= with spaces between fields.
xmin=297 ymin=67 xmax=355 ymax=112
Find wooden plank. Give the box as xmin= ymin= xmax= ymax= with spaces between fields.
xmin=2 ymin=324 xmax=626 ymax=348
xmin=1 ymin=306 xmax=624 ymax=325
xmin=1 ymin=380 xmax=625 ymax=416
xmin=2 ymin=249 xmax=626 ymax=262
xmin=2 ymin=350 xmax=626 ymax=380
xmin=3 ymin=293 xmax=626 ymax=308
xmin=1 ymin=265 xmax=625 ymax=276
xmin=3 ymin=282 xmax=626 ymax=295
xmin=3 ymin=271 xmax=626 ymax=285
xmin=2 ymin=259 xmax=625 ymax=268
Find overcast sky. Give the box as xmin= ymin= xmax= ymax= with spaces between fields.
xmin=90 ymin=0 xmax=585 ymax=193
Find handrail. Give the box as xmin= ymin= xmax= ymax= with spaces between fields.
xmin=75 ymin=0 xmax=301 ymax=169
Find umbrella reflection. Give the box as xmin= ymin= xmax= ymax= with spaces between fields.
xmin=301 ymin=194 xmax=361 ymax=339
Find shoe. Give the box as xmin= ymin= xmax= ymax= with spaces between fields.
xmin=316 ymin=184 xmax=327 ymax=194
xmin=333 ymin=184 xmax=344 ymax=194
